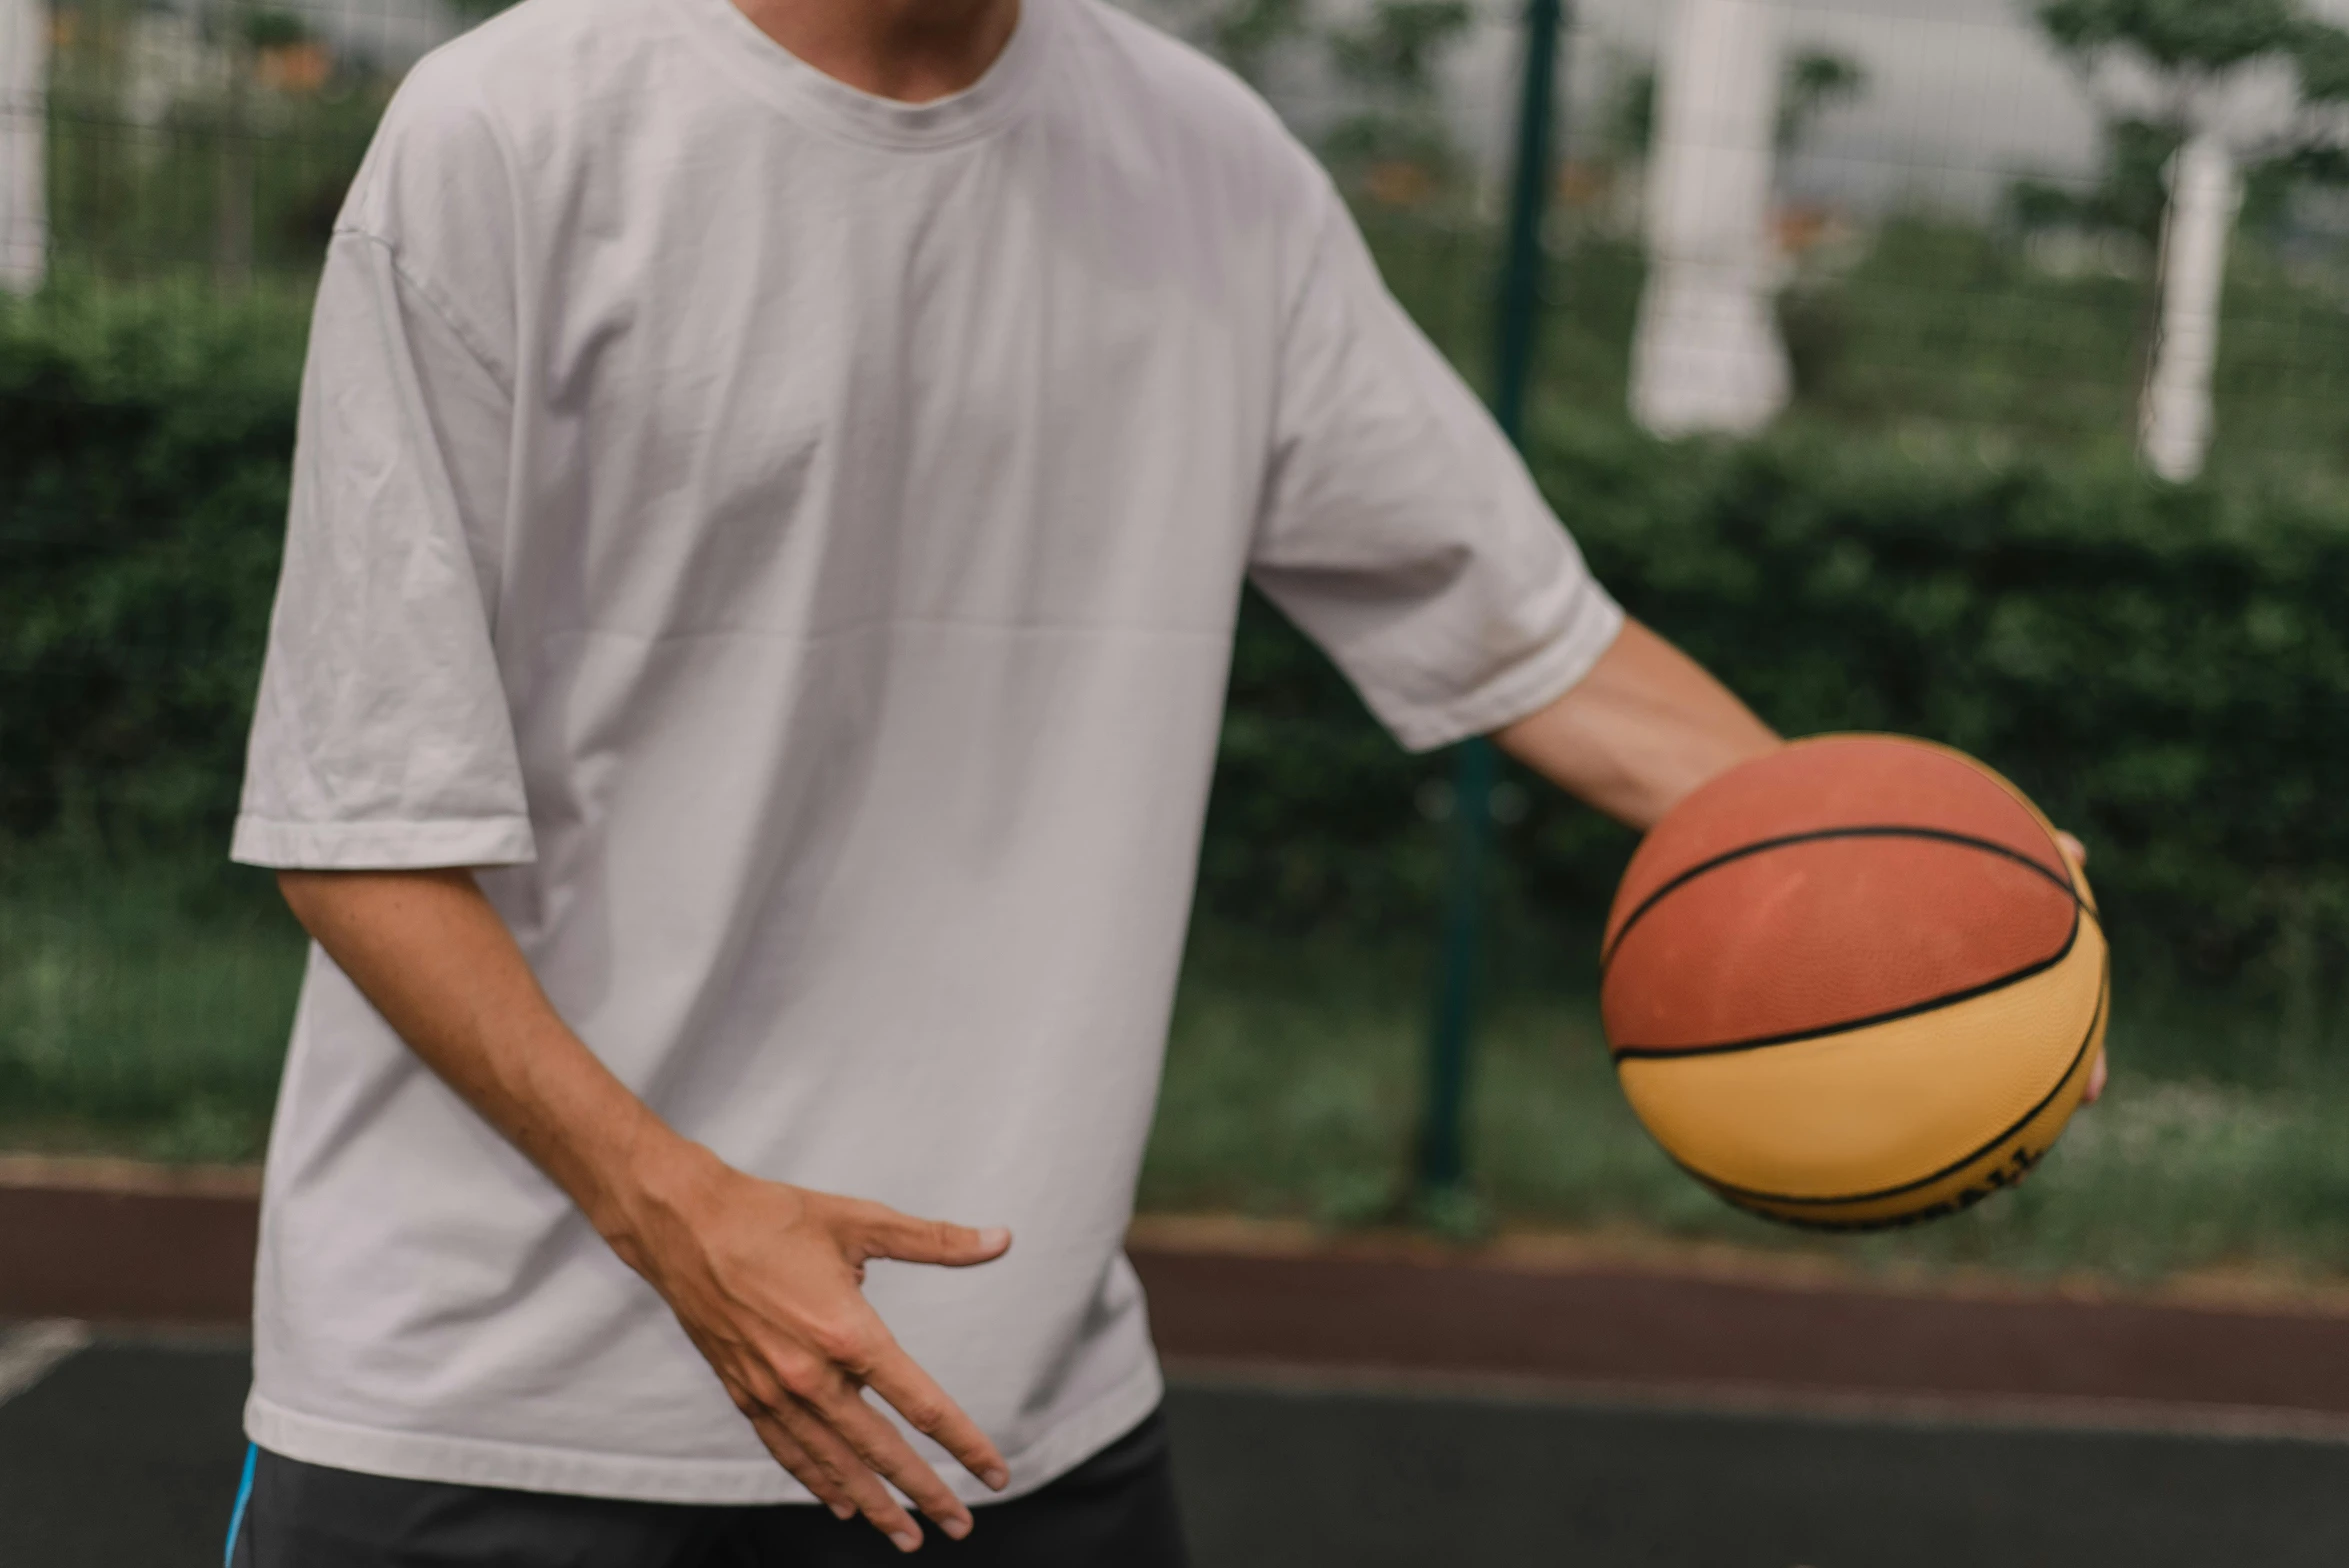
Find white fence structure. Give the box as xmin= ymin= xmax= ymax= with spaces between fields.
xmin=2 ymin=0 xmax=45 ymax=292
xmin=1627 ymin=0 xmax=1789 ymax=438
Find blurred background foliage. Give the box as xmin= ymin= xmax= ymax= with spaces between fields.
xmin=13 ymin=0 xmax=2349 ymax=1277
xmin=43 ymin=0 xmax=393 ymax=284
xmin=12 ymin=262 xmax=2349 ymax=1092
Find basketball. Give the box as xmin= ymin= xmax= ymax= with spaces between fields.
xmin=1599 ymin=735 xmax=2108 ymax=1230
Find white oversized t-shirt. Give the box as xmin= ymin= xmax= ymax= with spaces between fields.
xmin=232 ymin=0 xmax=1623 ymax=1505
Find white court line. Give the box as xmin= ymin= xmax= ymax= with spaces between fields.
xmin=0 ymin=1320 xmax=92 ymax=1408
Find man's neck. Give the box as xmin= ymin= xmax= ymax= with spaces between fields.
xmin=728 ymin=0 xmax=1023 ymax=104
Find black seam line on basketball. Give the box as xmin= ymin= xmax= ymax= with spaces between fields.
xmin=1609 ymin=904 xmax=2087 ymax=1061
xmin=1599 ymin=825 xmax=2085 ymax=977
xmin=1681 ymin=968 xmax=2108 ymax=1211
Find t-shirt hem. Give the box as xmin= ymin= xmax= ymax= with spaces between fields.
xmin=230 ymin=814 xmax=538 ymax=870
xmin=1387 ymin=582 xmax=1627 ymax=753
xmin=243 ymin=1360 xmax=1166 ymax=1506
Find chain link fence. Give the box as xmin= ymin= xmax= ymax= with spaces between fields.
xmin=6 ymin=1 xmax=2349 ymax=1249
xmin=18 ymin=0 xmax=2349 ymax=466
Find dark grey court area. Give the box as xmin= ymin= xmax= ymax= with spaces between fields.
xmin=8 ymin=1337 xmax=2349 ymax=1568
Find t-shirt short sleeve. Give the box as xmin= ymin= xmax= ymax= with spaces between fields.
xmin=229 ymin=225 xmax=532 ymax=869
xmin=1249 ymin=177 xmax=1624 ymax=753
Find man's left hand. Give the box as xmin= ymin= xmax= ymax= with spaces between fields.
xmin=2051 ymin=830 xmax=2107 ymax=1106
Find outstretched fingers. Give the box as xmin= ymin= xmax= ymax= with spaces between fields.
xmin=829 ymin=1208 xmax=1012 ymax=1491
xmin=861 ymin=1341 xmax=1010 ymax=1493
xmin=2054 ymin=831 xmax=2107 ymax=1105
xmin=854 ymin=1205 xmax=1012 ymax=1270
xmin=716 ymin=1194 xmax=1020 ymax=1548
xmin=743 ymin=1407 xmax=858 ymax=1522
xmin=768 ymin=1394 xmax=938 ymax=1551
xmin=803 ymin=1360 xmax=985 ymax=1536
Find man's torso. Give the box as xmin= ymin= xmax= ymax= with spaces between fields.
xmin=248 ymin=0 xmax=1323 ymax=1504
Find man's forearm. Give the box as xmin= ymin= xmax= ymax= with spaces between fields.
xmin=1496 ymin=617 xmax=1779 ymax=831
xmin=275 ymin=868 xmax=1015 ymax=1544
xmin=275 ymin=868 xmax=697 ymax=1252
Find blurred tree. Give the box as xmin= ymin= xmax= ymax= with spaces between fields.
xmin=1607 ymin=66 xmax=1657 ymax=161
xmin=2042 ymin=0 xmax=2324 ymax=73
xmin=244 ymin=9 xmax=308 ymax=48
xmin=2007 ymin=117 xmax=2184 ymax=243
xmin=2038 ymin=0 xmax=2349 ymax=479
xmin=1776 ymin=48 xmax=1865 ymax=152
xmin=1145 ymin=0 xmax=1315 ymax=88
xmin=1327 ymin=0 xmax=1472 ymax=94
xmin=1607 ymin=46 xmax=1863 ymax=167
xmin=213 ymin=0 xmax=255 ymax=287
xmin=1321 ymin=0 xmax=1474 ymax=204
xmin=1207 ymin=0 xmax=1313 ymax=87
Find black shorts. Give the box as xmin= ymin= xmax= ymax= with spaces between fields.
xmin=225 ymin=1408 xmax=1189 ymax=1568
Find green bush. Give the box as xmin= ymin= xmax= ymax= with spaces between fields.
xmin=0 ymin=279 xmax=306 ymax=843
xmin=9 ymin=277 xmax=2349 ymax=1054
xmin=1544 ymin=417 xmax=2349 ymax=982
xmin=1202 ymin=413 xmax=2349 ymax=1033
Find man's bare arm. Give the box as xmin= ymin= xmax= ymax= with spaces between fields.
xmin=1494 ymin=616 xmax=1780 ymax=832
xmin=277 ymin=868 xmax=1011 ymax=1553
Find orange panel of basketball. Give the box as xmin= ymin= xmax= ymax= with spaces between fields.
xmin=1604 ymin=834 xmax=2079 ymax=1053
xmin=1599 ymin=734 xmax=2107 ymax=1230
xmin=1602 ymin=734 xmax=2074 ymax=956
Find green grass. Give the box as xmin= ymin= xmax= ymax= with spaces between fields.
xmin=46 ymin=36 xmax=392 ymax=285
xmin=1144 ymin=931 xmax=2349 ymax=1286
xmin=1774 ymin=219 xmax=2349 ymax=487
xmin=1363 ymin=209 xmax=2349 ymax=491
xmin=9 ymin=853 xmax=2349 ymax=1289
xmin=0 ymin=842 xmax=300 ymax=1162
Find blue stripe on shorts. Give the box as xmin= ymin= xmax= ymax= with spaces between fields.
xmin=223 ymin=1443 xmax=258 ymax=1567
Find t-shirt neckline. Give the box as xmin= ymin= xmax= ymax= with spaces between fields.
xmin=669 ymin=0 xmax=1054 ymax=152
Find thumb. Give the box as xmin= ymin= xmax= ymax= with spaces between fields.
xmin=851 ymin=1205 xmax=1013 ymax=1268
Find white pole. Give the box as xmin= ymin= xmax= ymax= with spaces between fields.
xmin=2140 ymin=131 xmax=2241 ymax=483
xmin=1629 ymin=0 xmax=1789 ymax=438
xmin=1 ymin=0 xmax=46 ymax=293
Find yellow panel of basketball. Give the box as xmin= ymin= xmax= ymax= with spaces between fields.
xmin=1617 ymin=904 xmax=2106 ymax=1227
xmin=1718 ymin=990 xmax=2109 ymax=1232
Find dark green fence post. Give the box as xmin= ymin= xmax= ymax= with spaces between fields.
xmin=1416 ymin=0 xmax=1569 ymax=1208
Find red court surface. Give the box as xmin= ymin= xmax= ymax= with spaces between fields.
xmin=13 ymin=1160 xmax=2349 ymax=1433
xmin=8 ymin=1163 xmax=2349 ymax=1565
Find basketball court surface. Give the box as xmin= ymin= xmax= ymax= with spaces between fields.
xmin=9 ymin=1324 xmax=2349 ymax=1568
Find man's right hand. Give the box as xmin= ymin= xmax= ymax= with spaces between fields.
xmin=606 ymin=1144 xmax=1013 ymax=1551
xmin=276 ymin=868 xmax=1011 ymax=1554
